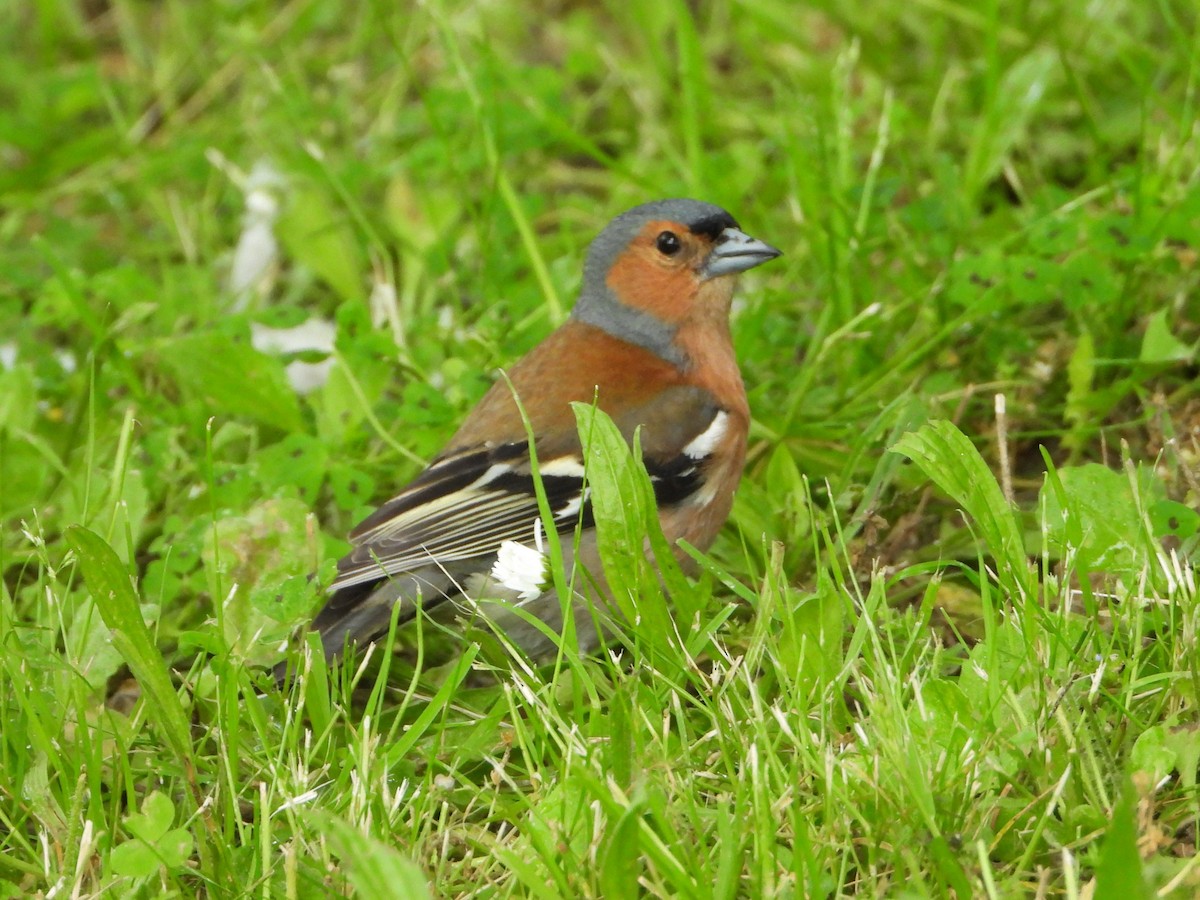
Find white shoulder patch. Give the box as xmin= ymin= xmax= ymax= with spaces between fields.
xmin=682 ymin=411 xmax=729 ymax=460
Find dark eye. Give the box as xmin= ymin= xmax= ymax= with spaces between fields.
xmin=655 ymin=231 xmax=681 ymax=256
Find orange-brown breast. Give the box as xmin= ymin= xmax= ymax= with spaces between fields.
xmin=673 ymin=278 xmax=748 ymax=420
xmin=660 ymin=276 xmax=750 ymax=554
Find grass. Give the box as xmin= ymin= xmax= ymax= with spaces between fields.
xmin=1 ymin=0 xmax=1199 ymax=896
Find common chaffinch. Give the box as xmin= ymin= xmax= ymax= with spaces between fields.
xmin=288 ymin=198 xmax=780 ymax=672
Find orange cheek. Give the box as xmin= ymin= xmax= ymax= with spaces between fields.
xmin=605 ymin=250 xmax=698 ymax=322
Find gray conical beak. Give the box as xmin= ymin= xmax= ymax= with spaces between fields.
xmin=701 ymin=227 xmax=782 ymax=279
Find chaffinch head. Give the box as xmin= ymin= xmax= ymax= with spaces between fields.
xmin=287 ymin=198 xmax=780 ymax=674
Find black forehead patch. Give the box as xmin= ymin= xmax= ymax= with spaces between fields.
xmin=687 ymin=212 xmax=739 ymax=240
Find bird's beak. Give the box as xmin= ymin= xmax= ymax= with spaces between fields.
xmin=701 ymin=227 xmax=782 ymax=279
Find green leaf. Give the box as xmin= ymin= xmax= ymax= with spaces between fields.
xmin=1165 ymin=728 xmax=1200 ymax=790
xmin=254 ymin=573 xmax=317 ymax=623
xmin=928 ymin=834 xmax=974 ymax=900
xmin=328 ymin=462 xmax=376 ymax=512
xmin=1064 ymin=331 xmax=1095 ymax=451
xmin=1130 ymin=726 xmax=1176 ymax=784
xmin=109 ymin=840 xmax=159 ymax=879
xmin=109 ymin=829 xmax=192 ymax=877
xmin=125 ymin=791 xmax=175 ymax=843
xmin=1139 ymin=309 xmax=1194 ymax=364
xmin=0 ymin=365 xmax=36 ymax=432
xmin=891 ymin=421 xmax=1029 ymax=598
xmin=64 ymin=527 xmax=194 ymax=769
xmin=1093 ymin=781 xmax=1153 ymax=900
xmin=276 ymin=188 xmax=365 ymax=303
xmin=65 ymin=596 xmax=127 ymax=692
xmin=1039 ymin=463 xmax=1162 ymax=575
xmin=163 ymin=331 xmax=303 ymax=431
xmin=775 ymin=581 xmax=844 ymax=701
xmin=203 ymin=497 xmax=314 ymax=662
xmin=156 ymin=829 xmax=195 ymax=870
xmin=1149 ymin=500 xmax=1200 ymax=542
xmin=577 ymin=414 xmax=646 ymax=585
xmin=120 ymin=792 xmax=194 ymax=873
xmin=963 ymin=47 xmax=1057 ymax=199
xmin=311 ymin=812 xmax=431 ymax=899
xmin=606 ymin=686 xmax=634 ymax=792
xmin=254 ymin=433 xmax=329 ymax=502
xmin=571 ymin=403 xmax=685 ymax=648
xmin=598 ymin=801 xmax=645 ymax=899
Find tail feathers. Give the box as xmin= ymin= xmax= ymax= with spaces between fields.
xmin=272 ymin=567 xmax=460 ymax=687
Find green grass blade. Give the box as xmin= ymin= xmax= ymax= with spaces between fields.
xmin=892 ymin=420 xmax=1031 ymax=599
xmin=311 ymin=811 xmax=432 ymax=899
xmin=64 ymin=525 xmax=194 ymax=768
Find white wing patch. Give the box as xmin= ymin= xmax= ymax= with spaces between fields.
xmin=539 ymin=456 xmax=588 ymax=478
xmin=555 ymin=486 xmax=590 ymax=520
xmin=682 ymin=411 xmax=729 ymax=459
xmin=474 ymin=463 xmax=513 ymax=487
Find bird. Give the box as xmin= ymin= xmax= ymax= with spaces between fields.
xmin=277 ymin=198 xmax=780 ymax=679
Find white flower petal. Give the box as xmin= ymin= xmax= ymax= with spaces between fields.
xmin=227 ymin=160 xmax=285 ymax=310
xmin=250 ymin=318 xmax=336 ymax=355
xmin=251 ymin=318 xmax=337 ymax=393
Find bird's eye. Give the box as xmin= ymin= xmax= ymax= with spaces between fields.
xmin=655 ymin=231 xmax=682 ymax=256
